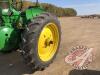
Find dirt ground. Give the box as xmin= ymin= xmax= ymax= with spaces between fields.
xmin=0 ymin=17 xmax=100 ymax=75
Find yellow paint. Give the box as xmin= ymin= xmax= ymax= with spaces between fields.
xmin=38 ymin=23 xmax=59 ymax=61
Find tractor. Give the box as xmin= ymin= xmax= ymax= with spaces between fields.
xmin=0 ymin=0 xmax=61 ymax=70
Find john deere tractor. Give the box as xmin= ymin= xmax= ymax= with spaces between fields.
xmin=0 ymin=0 xmax=61 ymax=70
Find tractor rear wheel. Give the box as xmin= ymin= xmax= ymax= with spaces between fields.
xmin=21 ymin=13 xmax=61 ymax=70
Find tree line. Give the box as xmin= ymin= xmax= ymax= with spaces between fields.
xmin=21 ymin=1 xmax=77 ymax=17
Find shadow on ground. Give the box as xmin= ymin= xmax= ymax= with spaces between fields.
xmin=69 ymin=69 xmax=100 ymax=75
xmin=0 ymin=51 xmax=34 ymax=75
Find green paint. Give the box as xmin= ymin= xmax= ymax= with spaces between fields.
xmin=0 ymin=26 xmax=20 ymax=52
xmin=26 ymin=6 xmax=44 ymax=20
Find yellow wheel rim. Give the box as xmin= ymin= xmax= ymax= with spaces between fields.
xmin=38 ymin=23 xmax=59 ymax=62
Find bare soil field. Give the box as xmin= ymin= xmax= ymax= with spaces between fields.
xmin=0 ymin=17 xmax=100 ymax=75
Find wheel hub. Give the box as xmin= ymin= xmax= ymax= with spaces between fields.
xmin=44 ymin=38 xmax=53 ymax=48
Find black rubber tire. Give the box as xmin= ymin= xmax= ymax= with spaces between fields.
xmin=21 ymin=12 xmax=61 ymax=70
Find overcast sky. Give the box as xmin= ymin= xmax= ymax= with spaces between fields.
xmin=30 ymin=0 xmax=100 ymax=15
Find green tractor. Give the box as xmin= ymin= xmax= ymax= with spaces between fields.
xmin=0 ymin=0 xmax=61 ymax=70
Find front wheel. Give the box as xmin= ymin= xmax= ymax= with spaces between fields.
xmin=21 ymin=13 xmax=61 ymax=70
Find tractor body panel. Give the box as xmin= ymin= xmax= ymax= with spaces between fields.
xmin=26 ymin=7 xmax=44 ymax=20
xmin=21 ymin=7 xmax=45 ymax=25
